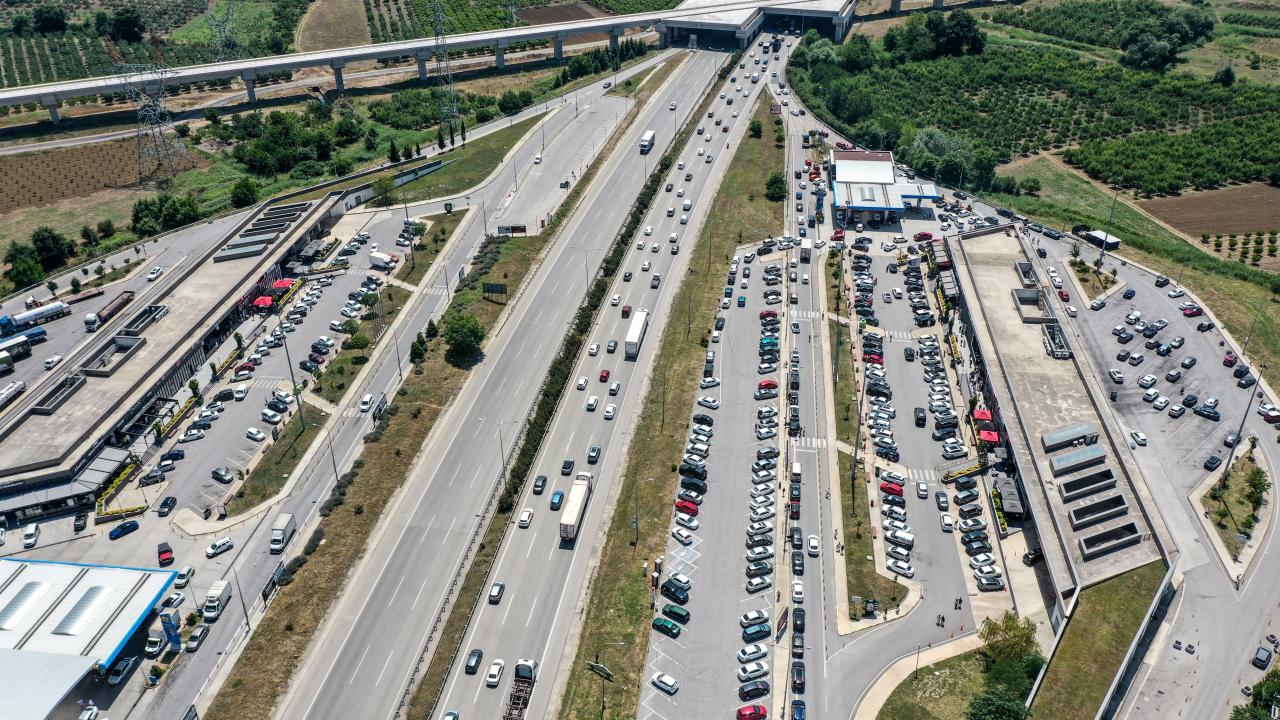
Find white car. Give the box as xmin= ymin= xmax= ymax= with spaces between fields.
xmin=887 ymin=559 xmax=915 ymax=578
xmin=485 ymin=659 xmax=505 ymax=687
xmin=668 ymin=572 xmax=693 ymax=590
xmin=205 ymin=537 xmax=234 ymax=558
xmin=740 ymin=609 xmax=769 ymax=627
xmin=756 ymin=427 xmax=777 ymax=440
xmin=147 ymin=266 xmax=163 ymax=281
xmin=675 ymin=512 xmax=699 ymax=531
xmin=916 ymin=481 xmax=929 ymax=498
xmin=700 ymin=377 xmax=721 ymax=389
xmin=576 ymin=376 xmax=587 ymax=390
xmin=697 ymin=396 xmax=720 ymax=410
xmin=106 ymin=656 xmax=137 ymax=686
xmin=588 ymin=343 xmax=600 ymax=356
xmin=671 ymin=527 xmax=694 ymax=546
xmin=738 ymin=643 xmax=768 ymax=663
xmin=1168 ymin=288 xmax=1185 ymax=298
xmin=179 ymin=429 xmax=205 ymax=443
xmin=958 ymin=517 xmax=987 ymax=533
xmin=807 ymin=535 xmax=819 ymax=557
xmin=1130 ymin=431 xmax=1148 ymax=446
xmin=644 ymin=225 xmax=653 ymax=236
xmin=747 ymin=520 xmax=774 ymax=536
xmin=43 ymin=354 xmax=64 ymax=370
xmin=746 ymin=546 xmax=773 ymax=562
xmin=969 ymin=553 xmax=996 ymax=569
xmin=280 ymin=322 xmax=295 ymax=333
xmin=261 ymin=409 xmax=282 ymax=425
xmin=791 ymin=580 xmax=805 ymax=604
xmin=883 ymin=519 xmax=910 ymax=534
xmin=750 ymin=506 xmax=775 ymax=522
xmin=585 ymin=395 xmax=599 ymax=412
xmin=341 ymin=306 xmax=360 ymax=318
xmin=939 ymin=512 xmax=954 ymax=532
xmin=245 ymin=427 xmax=266 ymax=442
xmin=737 ymin=661 xmax=770 ymax=682
xmin=668 ymin=102 xmax=677 ymax=110
xmin=518 ymin=508 xmax=534 ymax=528
xmin=603 ymin=403 xmax=617 ymax=420
xmin=974 ymin=565 xmax=1002 ymax=579
xmin=641 ymin=261 xmax=652 ymax=271
xmin=651 ymin=672 xmax=679 ymax=695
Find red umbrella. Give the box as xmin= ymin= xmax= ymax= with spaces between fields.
xmin=253 ymin=296 xmax=274 ymax=307
xmin=272 ymin=278 xmax=295 ymax=290
xmin=979 ymin=430 xmax=1000 ymax=443
xmin=972 ymin=408 xmax=992 ymax=421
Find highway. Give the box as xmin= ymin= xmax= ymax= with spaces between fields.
xmin=274 ymin=50 xmax=723 ymax=720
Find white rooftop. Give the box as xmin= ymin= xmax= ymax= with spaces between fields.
xmin=0 ymin=559 xmax=174 ymax=719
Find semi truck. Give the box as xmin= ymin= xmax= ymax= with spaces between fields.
xmin=502 ymin=659 xmax=538 ymax=720
xmin=203 ymin=580 xmax=232 ymax=620
xmin=268 ymin=512 xmax=297 ymax=554
xmin=623 ymin=309 xmax=650 ymax=360
xmin=0 ymin=381 xmax=26 ymax=411
xmin=84 ymin=290 xmax=136 ymax=332
xmin=558 ymin=472 xmax=594 ymax=541
xmin=639 ymin=130 xmax=656 ymax=154
xmin=0 ymin=301 xmax=69 ymax=336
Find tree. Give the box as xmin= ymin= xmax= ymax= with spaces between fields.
xmin=764 ymin=172 xmax=787 ymax=201
xmin=460 ymin=118 xmax=467 ymax=146
xmin=80 ymin=225 xmax=99 ymax=250
xmin=97 ymin=219 xmax=115 ymax=238
xmin=966 ymin=686 xmax=1028 ymax=720
xmin=70 ymin=276 xmax=81 ymax=294
xmin=1070 ymin=242 xmax=1081 ymax=259
xmin=448 ymin=121 xmax=456 ymax=147
xmin=204 ymin=108 xmax=221 ymax=125
xmin=46 ymin=279 xmax=57 ymax=296
xmin=110 ymin=6 xmax=145 ymax=42
xmin=1214 ymin=65 xmax=1236 ymax=87
xmin=370 ymin=177 xmax=396 ymax=207
xmin=1018 ymin=177 xmax=1042 ymax=195
xmin=979 ymin=611 xmax=1038 ymax=665
xmin=10 ymin=13 xmax=32 ymax=35
xmin=30 ymin=226 xmax=74 ymax=271
xmin=234 ymin=332 xmax=244 ymax=350
xmin=388 ymin=139 xmax=400 ymax=164
xmin=749 ymin=119 xmax=763 ymax=138
xmin=4 ymin=243 xmax=44 ymax=287
xmin=230 ymin=177 xmax=259 ymax=208
xmin=425 ymin=319 xmax=439 ymax=339
xmin=32 ymin=4 xmax=67 ymax=33
xmin=837 ymin=35 xmax=876 ymax=72
xmin=1122 ymin=33 xmax=1176 ymax=71
xmin=346 ymin=333 xmax=370 ymax=352
xmin=443 ymin=313 xmax=485 ymax=357
xmin=188 ymin=378 xmax=201 ymax=401
xmin=415 ymin=142 xmax=422 ymax=157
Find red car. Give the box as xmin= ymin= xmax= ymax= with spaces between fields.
xmin=157 ymin=542 xmax=174 ymax=567
xmin=1223 ymin=351 xmax=1238 ymax=367
xmin=235 ymin=362 xmax=255 ymax=373
xmin=758 ymin=379 xmax=778 ymax=391
xmin=308 ymin=352 xmax=327 ymax=365
xmin=804 ymin=159 xmax=812 ymax=168
xmin=863 ymin=354 xmax=883 ymax=364
xmin=737 ymin=705 xmax=768 ymax=720
xmin=622 ymin=305 xmax=632 ymax=318
xmin=1182 ymin=306 xmax=1203 ymax=317
xmin=832 ymin=228 xmax=846 ymax=240
xmin=759 ymin=309 xmax=778 ymax=320
xmin=675 ymin=499 xmax=699 ymax=516
xmin=1057 ymin=290 xmax=1070 ymax=301
xmin=835 ymin=141 xmax=852 ymax=150
xmin=599 ymin=369 xmax=611 ymax=382
xmin=789 ymin=501 xmax=800 ymax=520
xmin=914 ymin=231 xmax=933 ymax=241
xmin=880 ymin=481 xmax=904 ymax=496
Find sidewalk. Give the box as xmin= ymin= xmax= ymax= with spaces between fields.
xmin=853 ymin=632 xmax=984 ymax=720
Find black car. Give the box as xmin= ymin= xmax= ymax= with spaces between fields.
xmin=739 ymin=680 xmax=770 ymax=701
xmin=1122 ymin=288 xmax=1136 ymax=299
xmin=587 ymin=445 xmax=601 ymax=464
xmin=1196 ymin=320 xmax=1215 ymax=332
xmin=73 ymin=513 xmax=88 ymax=532
xmin=954 ymin=489 xmax=979 ymax=505
xmin=1204 ymin=454 xmax=1223 ymax=471
xmin=965 ymin=541 xmax=993 ymax=556
xmin=932 ymin=427 xmax=957 ymax=441
xmin=561 ymin=458 xmax=575 ymax=475
xmin=792 ymin=661 xmax=806 ymax=692
xmin=914 ymin=408 xmax=926 ymax=427
xmin=692 ymin=413 xmax=714 ymax=427
xmin=791 ymin=552 xmax=804 ymax=575
xmin=935 ymin=491 xmax=950 ymax=511
xmin=532 ymin=475 xmax=547 ymax=494
xmin=679 ymin=463 xmax=707 ymax=481
xmin=139 ymin=468 xmax=165 ymax=487
xmin=1184 ymin=393 xmax=1199 ymax=407
xmin=792 ymin=631 xmax=804 ymax=658
xmin=1195 ymin=406 xmax=1221 ymax=421
xmin=790 ymin=526 xmax=804 ymax=549
xmin=747 ymin=561 xmax=773 ymax=578
xmin=266 ymin=399 xmax=289 ymax=414
xmin=1117 ymin=349 xmax=1131 ymax=362
xmin=790 ymin=482 xmax=802 ymax=501
xmin=961 ymin=530 xmax=989 ymax=545
xmin=757 ymin=446 xmax=780 ymax=460
xmin=792 ymin=608 xmax=806 ymax=634
xmin=661 ymin=579 xmax=689 ymax=605
xmin=623 ymin=272 xmax=633 ymax=282
xmin=160 ymin=449 xmax=186 ymax=462
xmin=746 ymin=533 xmax=773 ymax=549
xmin=299 ymin=359 xmax=319 ymax=373
xmin=876 ymin=447 xmax=901 ymax=463
xmin=157 ymin=496 xmax=178 ymax=516
xmin=1022 ymin=547 xmax=1044 ymax=565
xmin=465 ymin=648 xmax=483 ymax=674
xmin=882 ymin=493 xmax=906 ymax=508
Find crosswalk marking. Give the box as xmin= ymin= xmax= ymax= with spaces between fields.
xmin=792 ymin=437 xmax=827 ymax=449
xmin=906 ymin=467 xmax=938 ymax=484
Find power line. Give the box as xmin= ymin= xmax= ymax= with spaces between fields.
xmin=117 ymin=63 xmax=193 ymax=181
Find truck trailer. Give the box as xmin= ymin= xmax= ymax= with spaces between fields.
xmin=623 ymin=309 xmax=650 ymax=360
xmin=269 ymin=513 xmax=297 ymax=554
xmin=639 ymin=130 xmax=656 ymax=154
xmin=0 ymin=301 xmax=69 ymax=336
xmin=84 ymin=290 xmax=136 ymax=332
xmin=558 ymin=472 xmax=593 ymax=541
xmin=203 ymin=580 xmax=232 ymax=620
xmin=502 ymin=659 xmax=538 ymax=720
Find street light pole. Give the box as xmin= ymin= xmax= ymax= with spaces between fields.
xmin=1219 ymin=316 xmax=1262 ymax=487
xmin=279 ymin=332 xmax=306 ymax=427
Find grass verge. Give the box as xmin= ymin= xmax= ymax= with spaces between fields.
xmin=204 ymin=182 xmax=556 ymax=720
xmin=1200 ymin=449 xmax=1270 ymax=559
xmin=830 ymin=318 xmax=856 ymax=446
xmin=559 ymin=82 xmax=785 ymax=720
xmin=1032 ymin=559 xmax=1166 ymax=720
xmin=991 ymin=157 xmax=1280 ymax=393
xmin=395 ymin=114 xmax=545 ymax=202
xmin=877 ymin=648 xmax=988 ymax=720
xmin=313 ymin=285 xmax=411 ymax=404
xmin=607 ymin=65 xmax=657 ymax=96
xmin=840 ymin=451 xmax=905 ymax=619
xmin=396 ymin=211 xmax=466 ymax=286
xmin=226 ymin=403 xmax=330 ymax=516
xmin=1064 ymin=257 xmax=1118 ymax=301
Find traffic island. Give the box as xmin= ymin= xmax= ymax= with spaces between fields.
xmin=1194 ymin=445 xmax=1274 ymax=573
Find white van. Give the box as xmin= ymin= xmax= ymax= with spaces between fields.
xmin=534 ymin=154 xmax=543 ymax=164
xmin=791 ymin=462 xmax=802 ymax=483
xmin=885 ymin=529 xmax=915 ymax=549
xmin=233 ymin=384 xmax=249 ymax=401
xmin=22 ymin=524 xmax=39 ymax=549
xmin=359 ymin=394 xmax=373 ymax=413
xmin=682 ymin=199 xmax=692 ymax=211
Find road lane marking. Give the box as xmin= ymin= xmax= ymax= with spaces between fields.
xmin=526 ymin=596 xmax=539 ymax=626
xmin=468 ymin=464 xmax=483 ymax=488
xmin=349 ymin=645 xmax=370 ymax=685
xmin=388 ymin=574 xmax=406 ymax=607
xmin=374 ymin=650 xmax=394 ymax=687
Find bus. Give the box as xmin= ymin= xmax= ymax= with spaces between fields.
xmin=639 ymin=130 xmax=656 ymax=154
xmin=800 ymin=236 xmax=813 ymax=263
xmin=0 ymin=335 xmax=32 ymax=362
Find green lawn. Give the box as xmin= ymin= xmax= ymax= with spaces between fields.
xmin=840 ymin=451 xmax=906 ymax=618
xmin=394 ymin=114 xmax=545 ymax=202
xmin=1201 ymin=450 xmax=1269 ymax=559
xmin=830 ymin=318 xmax=857 ymax=446
xmin=313 ymin=285 xmax=410 ymax=404
xmin=991 ymin=157 xmax=1280 ymax=393
xmin=607 ymin=65 xmax=657 ymax=97
xmin=1033 ymin=560 xmax=1167 ymax=720
xmin=878 ymin=649 xmax=988 ymax=720
xmin=226 ymin=403 xmax=329 ymax=515
xmin=396 ymin=211 xmax=466 ymax=286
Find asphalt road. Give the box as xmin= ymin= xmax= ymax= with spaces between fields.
xmin=427 ymin=48 xmax=743 ymax=720
xmin=1021 ymin=227 xmax=1280 ymax=719
xmin=274 ymin=50 xmax=722 ymax=720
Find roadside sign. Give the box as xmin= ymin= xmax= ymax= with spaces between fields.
xmin=160 ymin=611 xmax=182 ymax=651
xmin=443 ymin=202 xmax=454 ymax=214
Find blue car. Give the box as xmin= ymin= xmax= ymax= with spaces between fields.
xmin=109 ymin=520 xmax=140 ymax=540
xmin=737 ymin=296 xmax=747 ymax=307
xmin=792 ymin=700 xmax=806 ymax=720
xmin=550 ymin=491 xmax=565 ymax=511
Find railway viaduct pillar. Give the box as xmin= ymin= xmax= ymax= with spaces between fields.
xmin=610 ymin=27 xmax=623 ymax=52
xmin=416 ymin=51 xmax=430 ymax=82
xmin=496 ymin=40 xmax=508 ymax=69
xmin=41 ymin=95 xmax=59 ymax=124
xmin=330 ymin=59 xmax=346 ymax=95
xmin=241 ymin=71 xmax=257 ymax=103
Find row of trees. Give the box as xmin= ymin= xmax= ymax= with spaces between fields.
xmin=882 ymin=10 xmax=986 ymax=64
xmin=991 ymin=0 xmax=1215 ymax=71
xmin=5 ymin=4 xmax=146 ymax=42
xmin=132 ymin=193 xmax=202 ymax=237
xmin=553 ymin=39 xmax=649 ymax=88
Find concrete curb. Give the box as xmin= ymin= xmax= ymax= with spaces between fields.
xmin=1186 ymin=447 xmax=1274 ymax=582
xmin=852 ymin=632 xmax=984 ymax=720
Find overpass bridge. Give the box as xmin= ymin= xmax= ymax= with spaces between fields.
xmin=0 ymin=0 xmax=853 ymax=123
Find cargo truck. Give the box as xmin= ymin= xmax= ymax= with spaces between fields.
xmin=623 ymin=309 xmax=650 ymax=360
xmin=369 ymin=252 xmax=395 ymax=271
xmin=0 ymin=301 xmax=69 ymax=336
xmin=268 ymin=512 xmax=296 ymax=554
xmin=84 ymin=290 xmax=136 ymax=332
xmin=558 ymin=472 xmax=594 ymax=541
xmin=639 ymin=130 xmax=656 ymax=154
xmin=502 ymin=659 xmax=538 ymax=720
xmin=203 ymin=580 xmax=232 ymax=620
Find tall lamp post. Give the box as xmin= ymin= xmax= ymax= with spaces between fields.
xmin=477 ymin=416 xmax=517 ymax=486
xmin=1219 ymin=316 xmax=1262 ymax=487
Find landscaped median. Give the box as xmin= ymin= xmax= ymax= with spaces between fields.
xmin=313 ymin=284 xmax=411 ymax=404
xmin=840 ymin=451 xmax=905 ymax=620
xmin=1031 ymin=560 xmax=1167 ymax=720
xmin=1199 ymin=446 xmax=1272 ymax=561
xmin=225 ymin=403 xmax=329 ymax=516
xmin=558 ymin=67 xmax=790 ymax=720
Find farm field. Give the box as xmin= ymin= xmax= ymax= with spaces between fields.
xmin=366 ymin=0 xmax=424 ymax=43
xmin=521 ymin=2 xmax=611 ymax=42
xmin=0 ymin=136 xmax=162 ymax=213
xmin=1140 ymin=183 xmax=1280 ymax=238
xmin=296 ymin=0 xmax=372 ymax=52
xmin=171 ymin=0 xmax=278 ymax=48
xmin=0 ymin=187 xmax=147 ymax=262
